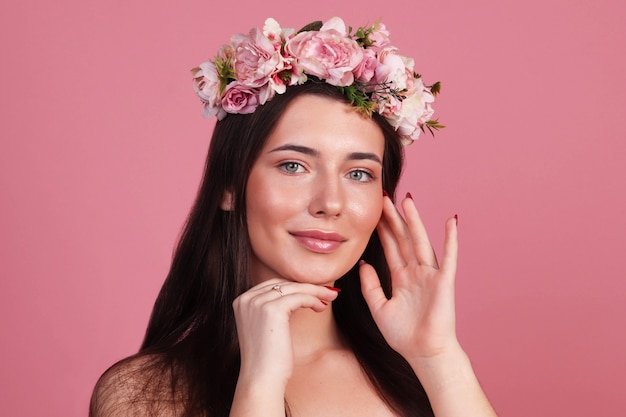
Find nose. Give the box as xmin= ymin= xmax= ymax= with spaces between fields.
xmin=308 ymin=172 xmax=343 ymax=218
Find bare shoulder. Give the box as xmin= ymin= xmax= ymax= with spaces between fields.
xmin=90 ymin=354 xmax=184 ymax=417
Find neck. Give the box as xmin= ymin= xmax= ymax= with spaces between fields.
xmin=289 ymin=302 xmax=345 ymax=363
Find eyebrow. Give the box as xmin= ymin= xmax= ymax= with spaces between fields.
xmin=269 ymin=144 xmax=382 ymax=165
xmin=270 ymin=144 xmax=319 ymax=156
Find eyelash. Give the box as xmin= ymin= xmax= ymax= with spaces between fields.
xmin=348 ymin=169 xmax=375 ymax=182
xmin=278 ymin=162 xmax=375 ymax=183
xmin=278 ymin=161 xmax=306 ymax=174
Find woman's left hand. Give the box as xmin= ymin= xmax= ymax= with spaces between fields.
xmin=360 ymin=193 xmax=459 ymax=362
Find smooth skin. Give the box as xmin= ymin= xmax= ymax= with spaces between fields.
xmin=230 ymin=95 xmax=496 ymax=417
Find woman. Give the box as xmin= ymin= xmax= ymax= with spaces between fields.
xmin=90 ymin=17 xmax=496 ymax=417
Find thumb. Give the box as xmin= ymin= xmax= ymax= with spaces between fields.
xmin=359 ymin=261 xmax=388 ymax=315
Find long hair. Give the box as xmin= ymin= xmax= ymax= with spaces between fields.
xmin=91 ymin=82 xmax=433 ymax=417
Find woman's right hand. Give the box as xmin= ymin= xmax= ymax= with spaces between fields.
xmin=230 ymin=279 xmax=339 ymax=416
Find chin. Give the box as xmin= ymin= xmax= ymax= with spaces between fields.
xmin=286 ymin=263 xmax=355 ymax=285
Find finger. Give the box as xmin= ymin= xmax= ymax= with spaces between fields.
xmin=246 ymin=279 xmax=331 ymax=297
xmin=237 ymin=289 xmax=334 ymax=314
xmin=359 ymin=261 xmax=389 ymax=314
xmin=243 ymin=277 xmax=287 ymax=294
xmin=401 ymin=196 xmax=439 ymax=268
xmin=440 ymin=216 xmax=459 ymax=281
xmin=264 ymin=281 xmax=340 ymax=300
xmin=279 ymin=292 xmax=334 ymax=312
xmin=379 ymin=196 xmax=416 ymax=267
xmin=376 ymin=211 xmax=407 ymax=271
xmin=237 ymin=281 xmax=339 ymax=309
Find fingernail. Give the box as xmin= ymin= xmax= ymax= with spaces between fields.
xmin=406 ymin=192 xmax=413 ymax=200
xmin=454 ymin=214 xmax=458 ymax=225
xmin=321 ymin=300 xmax=328 ymax=305
xmin=359 ymin=259 xmax=366 ymax=266
xmin=383 ymin=190 xmax=389 ymax=197
xmin=324 ymin=286 xmax=341 ymax=292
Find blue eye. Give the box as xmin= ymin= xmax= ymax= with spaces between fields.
xmin=348 ymin=170 xmax=373 ymax=182
xmin=279 ymin=162 xmax=304 ymax=173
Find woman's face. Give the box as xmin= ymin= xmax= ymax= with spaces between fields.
xmin=245 ymin=94 xmax=385 ymax=285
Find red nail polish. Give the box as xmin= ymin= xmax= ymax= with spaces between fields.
xmin=324 ymin=286 xmax=341 ymax=292
xmin=383 ymin=190 xmax=389 ymax=197
xmin=454 ymin=214 xmax=458 ymax=225
xmin=406 ymin=192 xmax=413 ymax=200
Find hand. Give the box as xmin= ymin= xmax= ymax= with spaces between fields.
xmin=360 ymin=194 xmax=459 ymax=362
xmin=232 ymin=279 xmax=339 ymax=387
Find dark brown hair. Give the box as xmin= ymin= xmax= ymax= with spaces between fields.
xmin=90 ymin=82 xmax=433 ymax=417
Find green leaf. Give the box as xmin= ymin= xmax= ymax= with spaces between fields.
xmin=420 ymin=119 xmax=445 ymax=136
xmin=214 ymin=56 xmax=235 ymax=94
xmin=337 ymin=85 xmax=375 ymax=116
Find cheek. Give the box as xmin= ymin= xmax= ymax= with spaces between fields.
xmin=349 ymin=193 xmax=383 ymax=233
xmin=247 ymin=181 xmax=296 ymax=220
xmin=245 ymin=171 xmax=302 ymax=239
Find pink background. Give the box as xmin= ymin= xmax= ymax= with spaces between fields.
xmin=1 ymin=0 xmax=625 ymax=415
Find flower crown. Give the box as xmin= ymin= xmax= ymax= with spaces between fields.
xmin=192 ymin=17 xmax=443 ymax=145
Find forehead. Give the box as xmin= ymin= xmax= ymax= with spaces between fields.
xmin=263 ymin=94 xmax=385 ymax=156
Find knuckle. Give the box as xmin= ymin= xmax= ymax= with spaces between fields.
xmin=249 ymin=295 xmax=266 ymax=309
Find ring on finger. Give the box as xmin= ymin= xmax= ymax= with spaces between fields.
xmin=271 ymin=284 xmax=284 ymax=297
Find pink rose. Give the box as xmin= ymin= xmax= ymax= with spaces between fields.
xmin=374 ymin=47 xmax=410 ymax=91
xmin=216 ymin=43 xmax=234 ymax=63
xmin=353 ymin=48 xmax=377 ymax=83
xmin=384 ymin=86 xmax=436 ymax=145
xmin=192 ymin=61 xmax=226 ymax=120
xmin=367 ymin=22 xmax=391 ymax=52
xmin=320 ymin=16 xmax=349 ymax=35
xmin=375 ymin=93 xmax=402 ymax=118
xmin=413 ymin=78 xmax=436 ymax=126
xmin=258 ymin=60 xmax=306 ymax=105
xmin=285 ymin=28 xmax=363 ymax=86
xmin=258 ymin=78 xmax=285 ymax=105
xmin=220 ymin=83 xmax=259 ymax=116
xmin=400 ymin=55 xmax=417 ymax=94
xmin=232 ymin=28 xmax=284 ymax=88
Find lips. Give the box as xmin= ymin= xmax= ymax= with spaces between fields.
xmin=290 ymin=230 xmax=347 ymax=253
